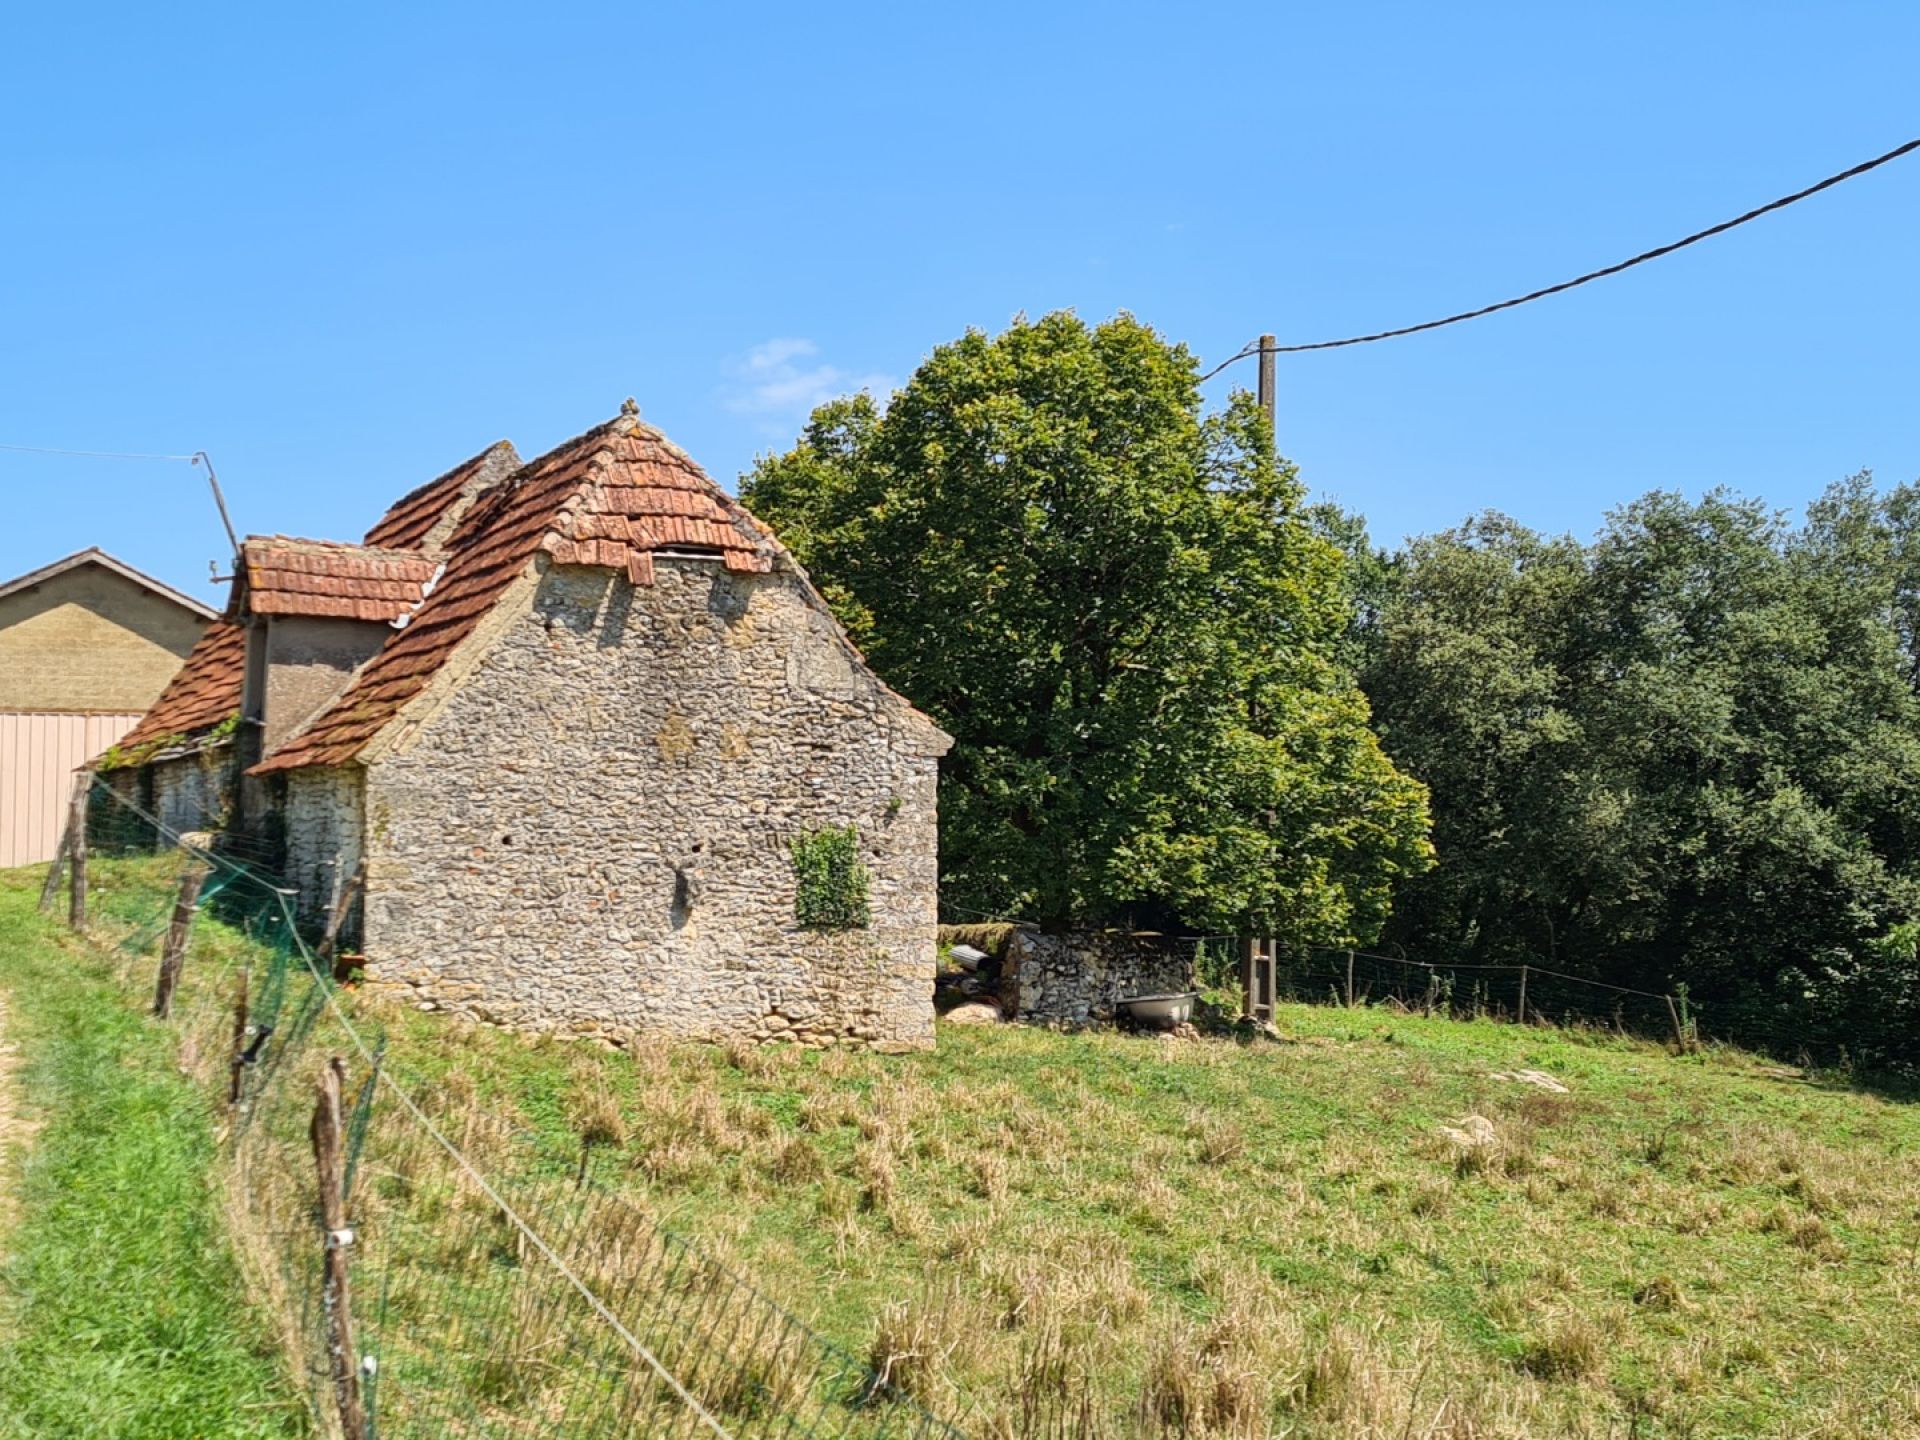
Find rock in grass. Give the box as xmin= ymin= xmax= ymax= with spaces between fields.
xmin=943 ymin=1001 xmax=1002 ymax=1026
xmin=1438 ymin=1114 xmax=1499 ymax=1148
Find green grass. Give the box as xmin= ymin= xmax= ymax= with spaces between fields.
xmin=0 ymin=870 xmax=304 ymax=1440
xmin=15 ymin=852 xmax=1920 ymax=1437
xmin=362 ymin=992 xmax=1920 ymax=1438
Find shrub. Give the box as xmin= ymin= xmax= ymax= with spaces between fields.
xmin=790 ymin=826 xmax=871 ymax=930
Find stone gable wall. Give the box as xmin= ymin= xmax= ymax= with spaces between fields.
xmin=351 ymin=558 xmax=944 ymax=1050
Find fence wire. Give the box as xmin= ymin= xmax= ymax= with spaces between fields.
xmin=69 ymin=777 xmax=971 ymax=1440
xmin=1270 ymin=946 xmax=1692 ymax=1044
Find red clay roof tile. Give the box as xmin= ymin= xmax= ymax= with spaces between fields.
xmin=363 ymin=441 xmax=522 ymax=552
xmin=100 ymin=620 xmax=246 ymax=762
xmin=242 ymin=538 xmax=443 ymax=623
xmin=255 ymin=406 xmax=937 ymax=774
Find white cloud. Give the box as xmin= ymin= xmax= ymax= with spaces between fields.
xmin=723 ymin=338 xmax=895 ymax=426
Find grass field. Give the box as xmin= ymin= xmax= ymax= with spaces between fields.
xmin=369 ymin=983 xmax=1920 ymax=1437
xmin=8 ymin=854 xmax=1920 ymax=1438
xmin=0 ymin=871 xmax=303 ymax=1440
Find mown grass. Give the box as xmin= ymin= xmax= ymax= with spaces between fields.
xmin=0 ymin=869 xmax=304 ymax=1440
xmin=366 ymin=993 xmax=1920 ymax=1438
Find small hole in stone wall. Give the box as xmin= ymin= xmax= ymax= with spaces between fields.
xmin=670 ymin=867 xmax=692 ymax=930
xmin=501 ymin=834 xmax=514 ymax=847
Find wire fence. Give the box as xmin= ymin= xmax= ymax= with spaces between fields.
xmin=60 ymin=776 xmax=972 ymax=1440
xmin=1243 ymin=943 xmax=1694 ymax=1047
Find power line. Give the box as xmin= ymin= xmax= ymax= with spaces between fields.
xmin=1200 ymin=134 xmax=1920 ymax=379
xmin=0 ymin=442 xmax=240 ymax=555
xmin=0 ymin=441 xmax=199 ymax=461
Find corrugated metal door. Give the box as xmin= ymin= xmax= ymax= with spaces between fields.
xmin=0 ymin=712 xmax=143 ymax=867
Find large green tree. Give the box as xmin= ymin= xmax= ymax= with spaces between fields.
xmin=744 ymin=312 xmax=1430 ymax=938
xmin=1364 ymin=486 xmax=1920 ymax=1070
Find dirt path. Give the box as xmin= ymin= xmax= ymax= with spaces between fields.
xmin=0 ymin=988 xmax=30 ymax=1244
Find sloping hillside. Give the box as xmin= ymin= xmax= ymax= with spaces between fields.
xmin=375 ymin=993 xmax=1920 ymax=1438
xmin=8 ymin=850 xmax=1919 ymax=1438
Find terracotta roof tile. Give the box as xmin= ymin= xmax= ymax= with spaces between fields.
xmin=101 ymin=620 xmax=246 ymax=764
xmin=243 ymin=538 xmax=443 ymax=623
xmin=362 ymin=441 xmax=522 ymax=552
xmin=253 ymin=407 xmax=907 ymax=775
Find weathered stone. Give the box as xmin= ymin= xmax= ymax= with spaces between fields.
xmin=1001 ymin=928 xmax=1195 ymax=1026
xmin=942 ymin=1001 xmax=1002 ymax=1026
xmin=284 ymin=559 xmax=949 ymax=1051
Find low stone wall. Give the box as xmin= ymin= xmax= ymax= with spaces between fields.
xmin=1001 ymin=928 xmax=1194 ymax=1026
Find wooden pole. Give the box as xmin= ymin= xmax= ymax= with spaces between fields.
xmin=67 ymin=778 xmax=89 ymax=932
xmin=153 ymin=866 xmax=208 ymax=1018
xmin=318 ymin=862 xmax=367 ymax=973
xmin=1663 ymin=992 xmax=1687 ymax=1051
xmin=311 ymin=1056 xmax=366 ymax=1440
xmin=228 ymin=968 xmax=250 ymax=1108
xmin=1257 ymin=334 xmax=1277 ymax=447
xmin=1517 ymin=965 xmax=1529 ymax=1026
xmin=1345 ymin=949 xmax=1355 ymax=1009
xmin=38 ymin=774 xmax=84 ymax=913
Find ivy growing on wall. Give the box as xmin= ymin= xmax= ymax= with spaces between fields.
xmin=790 ymin=825 xmax=871 ymax=930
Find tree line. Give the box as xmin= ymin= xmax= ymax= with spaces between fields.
xmin=744 ymin=312 xmax=1920 ymax=1074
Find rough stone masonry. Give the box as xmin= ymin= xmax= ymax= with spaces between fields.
xmin=287 ymin=556 xmax=950 ymax=1050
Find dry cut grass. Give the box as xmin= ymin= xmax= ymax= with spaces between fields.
xmin=358 ymin=999 xmax=1920 ymax=1439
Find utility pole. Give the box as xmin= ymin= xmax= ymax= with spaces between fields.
xmin=1256 ymin=334 xmax=1276 ymax=447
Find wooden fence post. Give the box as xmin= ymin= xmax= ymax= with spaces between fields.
xmin=1344 ymin=950 xmax=1356 ymax=1009
xmin=152 ymin=866 xmax=208 ymax=1018
xmin=228 ymin=967 xmax=250 ymax=1108
xmin=1517 ymin=965 xmax=1529 ymax=1026
xmin=311 ymin=1056 xmax=366 ymax=1440
xmin=318 ymin=862 xmax=367 ymax=973
xmin=38 ymin=774 xmax=84 ymax=914
xmin=1663 ymin=993 xmax=1687 ymax=1051
xmin=67 ymin=779 xmax=89 ymax=932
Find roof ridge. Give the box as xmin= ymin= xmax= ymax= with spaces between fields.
xmin=246 ymin=534 xmax=435 ymax=555
xmin=0 ymin=546 xmax=220 ymax=620
xmin=371 ymin=439 xmax=518 ymax=517
xmin=256 ymin=402 xmax=919 ymax=776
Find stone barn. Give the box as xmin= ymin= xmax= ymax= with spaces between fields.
xmin=98 ymin=444 xmax=525 ymax=840
xmin=246 ymin=404 xmax=952 ymax=1050
xmin=94 ymin=619 xmax=246 ymax=838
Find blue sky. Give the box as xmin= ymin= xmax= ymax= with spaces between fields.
xmin=3 ymin=3 xmax=1917 ymax=600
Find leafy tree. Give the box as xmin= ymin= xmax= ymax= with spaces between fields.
xmin=1364 ymin=488 xmax=1920 ymax=1072
xmin=745 ymin=312 xmax=1430 ymax=938
xmin=1360 ymin=513 xmax=1590 ymax=964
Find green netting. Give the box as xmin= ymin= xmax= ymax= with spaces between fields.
xmin=53 ymin=777 xmax=973 ymax=1440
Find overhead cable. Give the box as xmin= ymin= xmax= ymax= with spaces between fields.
xmin=0 ymin=442 xmax=199 ymax=461
xmin=1200 ymin=134 xmax=1920 ymax=379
